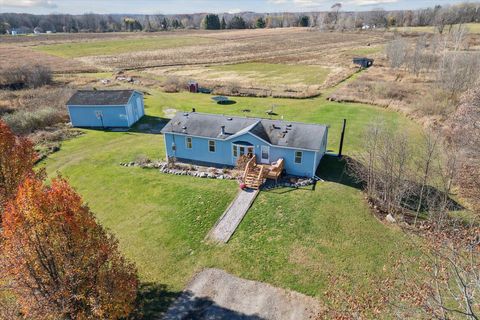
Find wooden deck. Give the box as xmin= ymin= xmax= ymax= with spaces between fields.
xmin=242 ymin=155 xmax=284 ymax=189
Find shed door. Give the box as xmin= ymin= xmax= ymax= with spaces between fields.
xmin=136 ymin=97 xmax=143 ymax=116
xmin=260 ymin=146 xmax=270 ymax=164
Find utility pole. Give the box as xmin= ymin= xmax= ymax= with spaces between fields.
xmin=338 ymin=119 xmax=346 ymax=158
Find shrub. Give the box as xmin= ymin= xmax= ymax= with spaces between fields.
xmin=2 ymin=107 xmax=66 ymax=135
xmin=1 ymin=65 xmax=52 ymax=89
xmin=163 ymin=76 xmax=183 ymax=93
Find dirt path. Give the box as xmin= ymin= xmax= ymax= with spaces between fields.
xmin=163 ymin=268 xmax=322 ymax=320
xmin=206 ymin=189 xmax=259 ymax=243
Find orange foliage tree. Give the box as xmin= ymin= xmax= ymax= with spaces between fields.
xmin=1 ymin=177 xmax=139 ymax=319
xmin=0 ymin=120 xmax=36 ymax=215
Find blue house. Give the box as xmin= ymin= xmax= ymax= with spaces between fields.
xmin=161 ymin=112 xmax=328 ymax=178
xmin=66 ymin=90 xmax=144 ymax=128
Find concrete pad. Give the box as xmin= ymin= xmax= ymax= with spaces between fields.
xmin=206 ymin=189 xmax=259 ymax=243
xmin=163 ymin=268 xmax=322 ymax=320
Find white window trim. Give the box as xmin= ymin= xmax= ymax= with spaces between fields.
xmin=295 ymin=151 xmax=303 ymax=164
xmin=208 ymin=140 xmax=216 ymax=153
xmin=186 ymin=136 xmax=192 ymax=149
xmin=233 ymin=145 xmax=238 ymax=157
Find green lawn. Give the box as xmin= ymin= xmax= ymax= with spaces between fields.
xmin=41 ymin=91 xmax=422 ymax=313
xmin=145 ymin=90 xmax=421 ymax=154
xmin=210 ymin=62 xmax=330 ymax=86
xmin=33 ymin=36 xmax=216 ymax=58
xmin=347 ymin=46 xmax=383 ymax=56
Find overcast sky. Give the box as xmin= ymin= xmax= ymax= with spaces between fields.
xmin=0 ymin=0 xmax=469 ymax=15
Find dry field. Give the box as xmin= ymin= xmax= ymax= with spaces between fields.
xmin=1 ymin=29 xmax=387 ymax=97
xmin=0 ymin=45 xmax=97 ymax=74
xmin=82 ymin=29 xmax=385 ymax=70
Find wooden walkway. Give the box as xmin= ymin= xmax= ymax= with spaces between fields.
xmin=206 ymin=189 xmax=259 ymax=243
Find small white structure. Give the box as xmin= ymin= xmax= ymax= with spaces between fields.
xmin=33 ymin=27 xmax=44 ymax=34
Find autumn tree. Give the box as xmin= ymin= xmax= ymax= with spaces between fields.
xmin=1 ymin=177 xmax=139 ymax=319
xmin=0 ymin=120 xmax=36 ymax=215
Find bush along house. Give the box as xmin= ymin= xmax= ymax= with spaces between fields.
xmin=66 ymin=90 xmax=144 ymax=128
xmin=161 ymin=112 xmax=328 ymax=188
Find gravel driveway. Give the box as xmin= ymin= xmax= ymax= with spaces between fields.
xmin=163 ymin=268 xmax=322 ymax=320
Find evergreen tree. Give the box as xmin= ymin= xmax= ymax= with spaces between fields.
xmin=202 ymin=14 xmax=221 ymax=30
xmin=256 ymin=17 xmax=266 ymax=28
xmin=299 ymin=15 xmax=310 ymax=27
xmin=221 ymin=16 xmax=227 ymax=29
xmin=161 ymin=17 xmax=169 ymax=30
xmin=228 ymin=16 xmax=247 ymax=29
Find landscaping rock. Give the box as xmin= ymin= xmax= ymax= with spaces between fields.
xmin=386 ymin=214 xmax=396 ymax=223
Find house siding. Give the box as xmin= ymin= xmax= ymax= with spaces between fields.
xmin=67 ymin=92 xmax=144 ymax=128
xmin=164 ymin=131 xmax=324 ymax=177
xmin=67 ymin=105 xmax=129 ymax=128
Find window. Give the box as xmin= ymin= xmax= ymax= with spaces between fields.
xmin=209 ymin=140 xmax=216 ymax=152
xmin=233 ymin=145 xmax=238 ymax=157
xmin=186 ymin=137 xmax=192 ymax=149
xmin=239 ymin=146 xmax=245 ymax=155
xmin=295 ymin=151 xmax=303 ymax=164
xmin=247 ymin=147 xmax=254 ymax=157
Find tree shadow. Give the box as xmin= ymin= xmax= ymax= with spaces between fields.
xmin=133 ymin=283 xmax=265 ymax=320
xmin=316 ymin=154 xmax=362 ymax=190
xmin=163 ymin=290 xmax=265 ymax=320
xmin=133 ymin=282 xmax=180 ymax=319
xmin=322 ymin=154 xmax=465 ymax=214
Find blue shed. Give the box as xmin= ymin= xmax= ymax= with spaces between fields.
xmin=161 ymin=112 xmax=328 ymax=178
xmin=66 ymin=90 xmax=144 ymax=128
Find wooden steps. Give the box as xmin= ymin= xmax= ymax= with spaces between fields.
xmin=243 ymin=155 xmax=265 ymax=189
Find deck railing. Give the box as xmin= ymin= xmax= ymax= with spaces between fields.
xmin=243 ymin=155 xmax=257 ymax=181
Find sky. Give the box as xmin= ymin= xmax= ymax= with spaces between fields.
xmin=0 ymin=0 xmax=470 ymax=15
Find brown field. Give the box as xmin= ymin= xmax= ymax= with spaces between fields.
xmin=82 ymin=29 xmax=385 ymax=70
xmin=0 ymin=45 xmax=97 ymax=73
xmin=1 ymin=28 xmax=387 ymax=97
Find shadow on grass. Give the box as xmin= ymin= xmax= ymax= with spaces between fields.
xmin=129 ymin=115 xmax=169 ymax=134
xmin=317 ymin=154 xmax=362 ymax=190
xmin=162 ymin=290 xmax=265 ymax=320
xmin=134 ymin=283 xmax=265 ymax=320
xmin=133 ymin=282 xmax=180 ymax=319
xmin=317 ymin=155 xmax=464 ymax=215
xmin=218 ymin=100 xmax=237 ymax=105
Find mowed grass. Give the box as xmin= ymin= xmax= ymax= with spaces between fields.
xmin=145 ymin=90 xmax=422 ymax=154
xmin=210 ymin=62 xmax=330 ymax=86
xmin=34 ymin=36 xmax=216 ymax=58
xmin=41 ymin=90 xmax=423 ymax=311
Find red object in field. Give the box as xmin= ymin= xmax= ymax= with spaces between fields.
xmin=188 ymin=81 xmax=199 ymax=93
xmin=240 ymin=183 xmax=246 ymax=190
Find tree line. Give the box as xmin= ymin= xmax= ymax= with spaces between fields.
xmin=1 ymin=2 xmax=478 ymax=34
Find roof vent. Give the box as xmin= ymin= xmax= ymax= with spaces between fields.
xmin=183 ymin=112 xmax=189 ymax=117
xmin=282 ymin=130 xmax=288 ymax=134
xmin=182 ymin=126 xmax=187 ymax=130
xmin=227 ymin=117 xmax=233 ymax=121
xmin=286 ymin=124 xmax=292 ymax=128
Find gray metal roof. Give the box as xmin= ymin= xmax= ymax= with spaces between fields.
xmin=66 ymin=90 xmax=137 ymax=106
xmin=161 ymin=112 xmax=327 ymax=151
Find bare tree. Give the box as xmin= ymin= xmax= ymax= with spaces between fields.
xmin=413 ymin=132 xmax=439 ymax=225
xmin=348 ymin=120 xmax=412 ymax=217
xmin=385 ymin=37 xmax=408 ymax=69
xmin=395 ymin=235 xmax=480 ymax=319
xmin=331 ymin=3 xmax=342 ymax=29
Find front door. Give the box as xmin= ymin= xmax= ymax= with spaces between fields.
xmin=260 ymin=145 xmax=270 ymax=164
